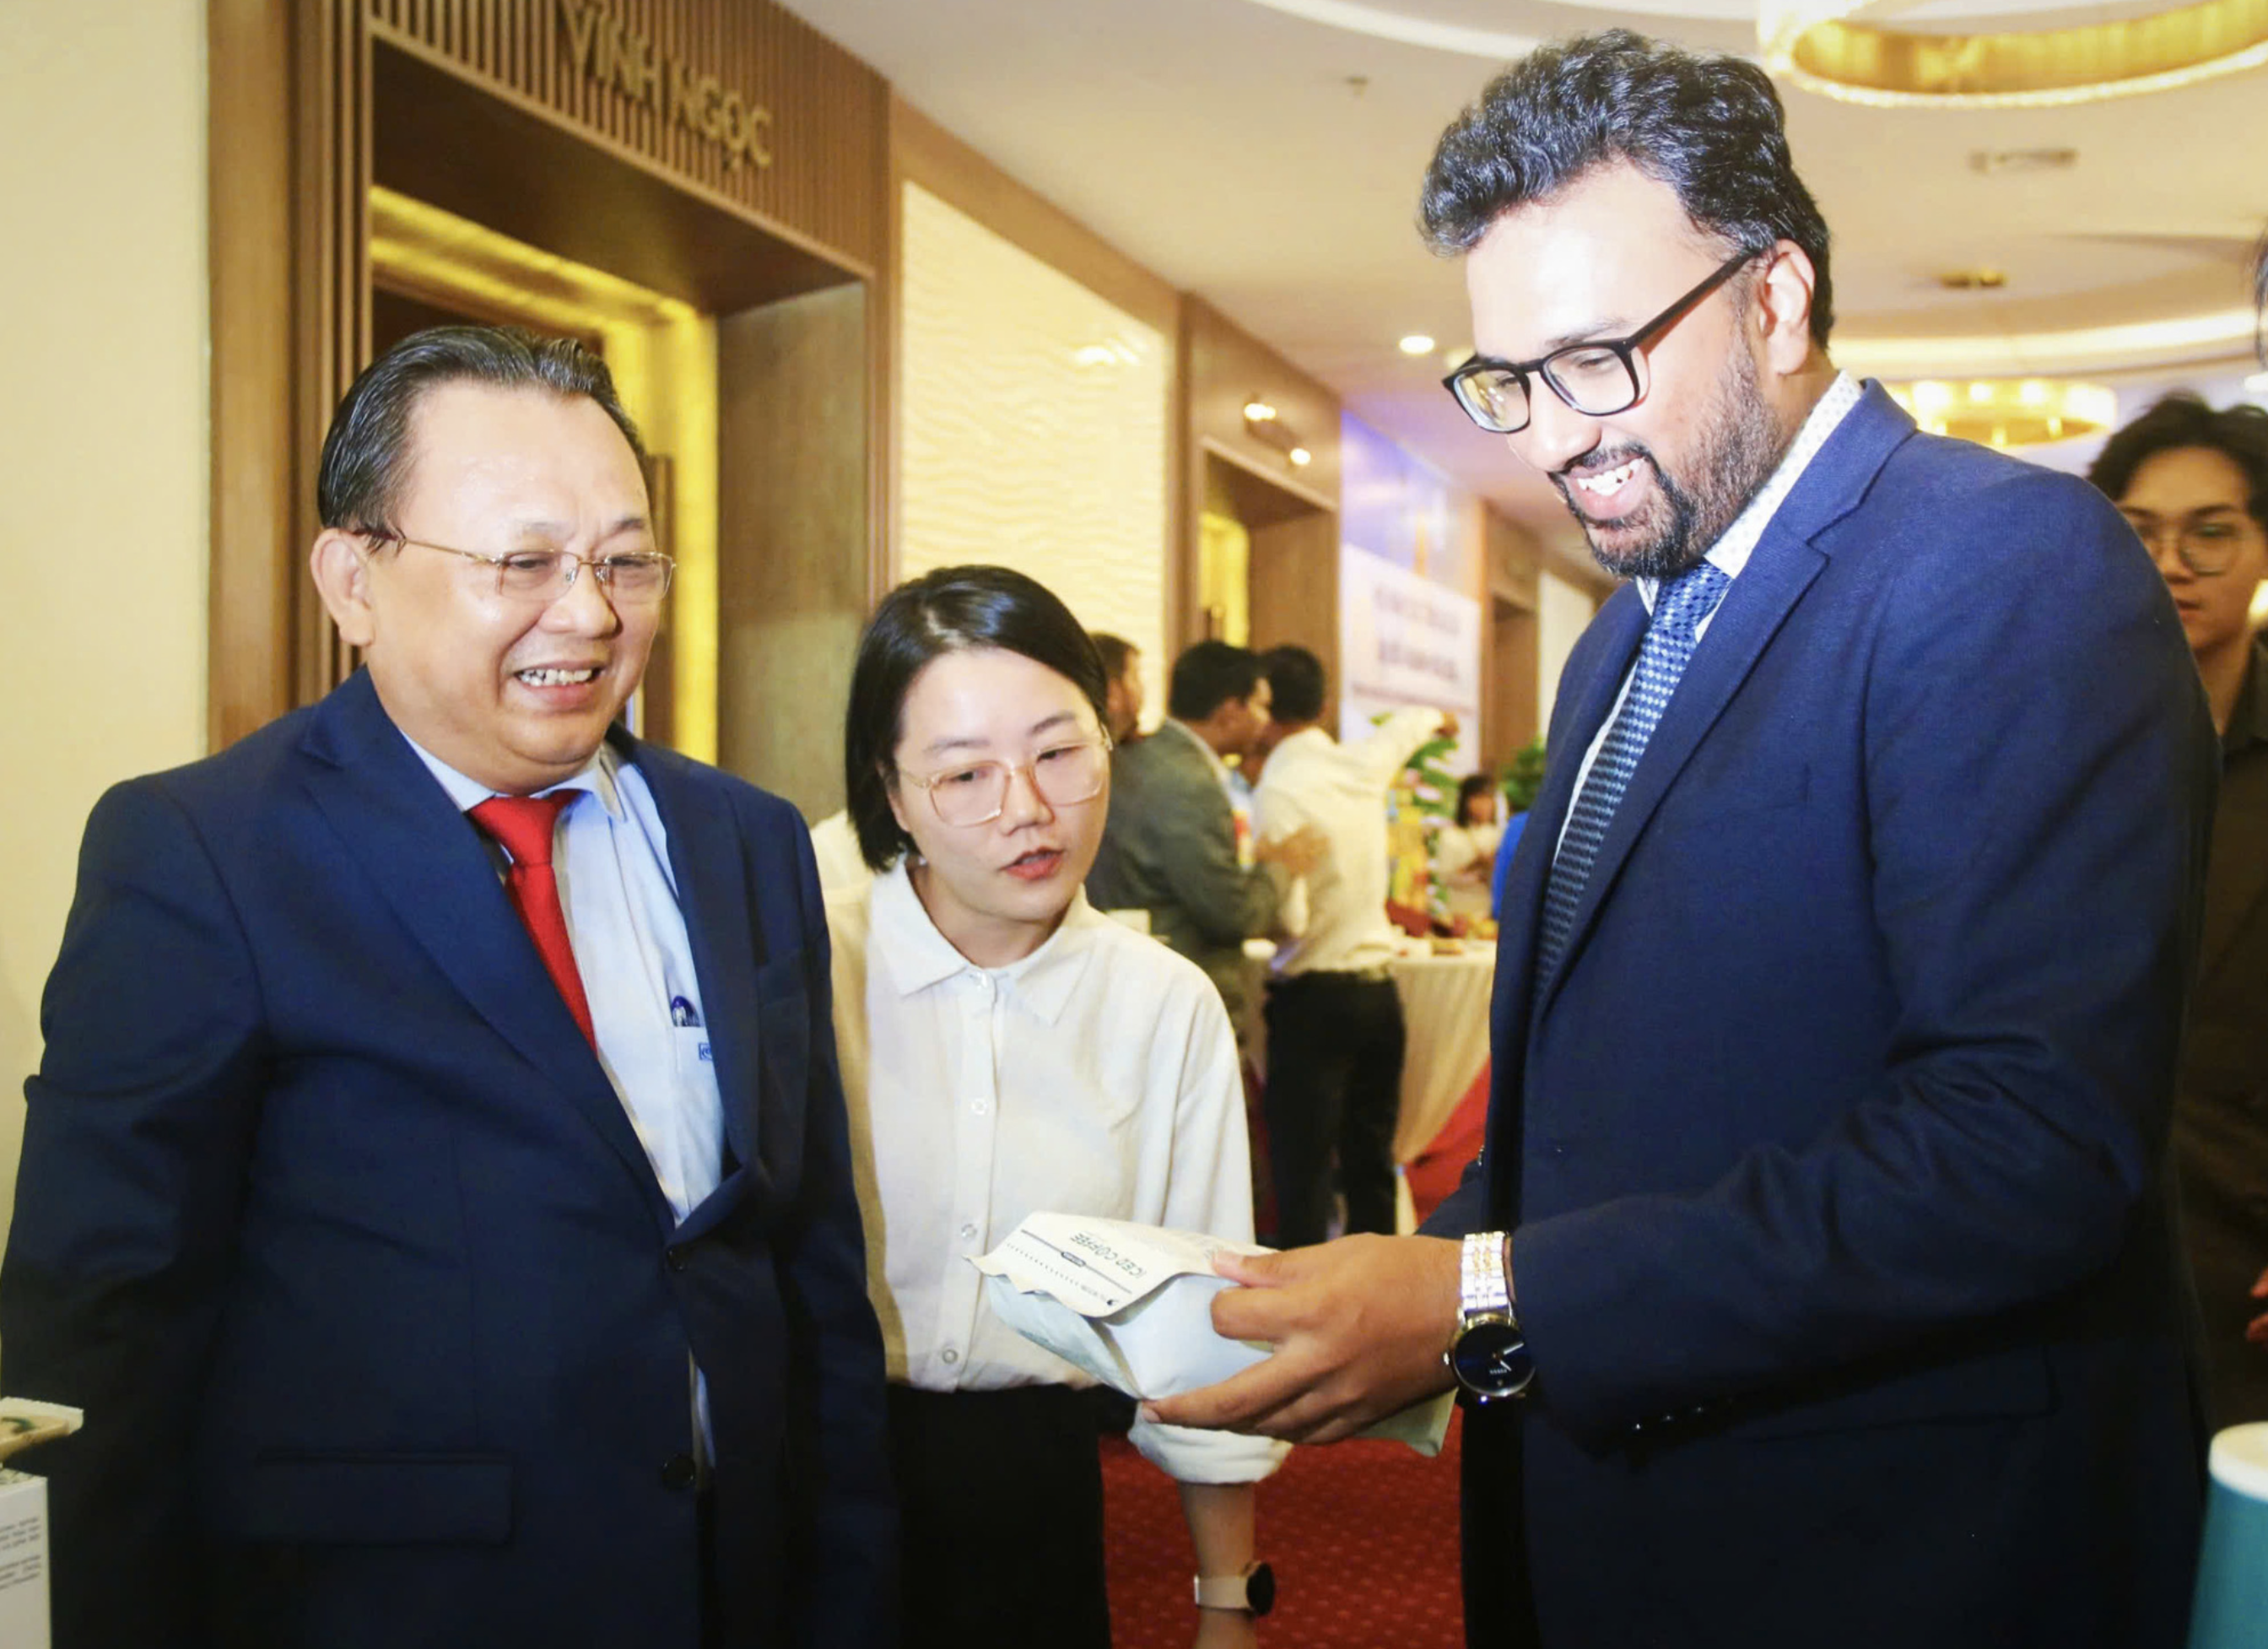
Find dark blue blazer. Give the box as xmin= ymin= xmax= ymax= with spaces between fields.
xmin=2 ymin=670 xmax=894 ymax=1648
xmin=1428 ymin=386 xmax=2216 ymax=1649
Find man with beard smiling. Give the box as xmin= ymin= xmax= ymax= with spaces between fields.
xmin=1152 ymin=30 xmax=2217 ymax=1649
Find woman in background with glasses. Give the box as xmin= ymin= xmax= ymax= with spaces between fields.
xmin=2088 ymin=395 xmax=2268 ymax=1432
xmin=828 ymin=565 xmax=1282 ymax=1649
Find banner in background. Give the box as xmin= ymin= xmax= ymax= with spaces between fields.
xmin=1338 ymin=541 xmax=1482 ymax=750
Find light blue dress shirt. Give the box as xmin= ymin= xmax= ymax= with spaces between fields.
xmin=405 ymin=734 xmax=727 ymax=1455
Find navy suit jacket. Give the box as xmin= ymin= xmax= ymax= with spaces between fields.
xmin=1427 ymin=386 xmax=2216 ymax=1648
xmin=2 ymin=670 xmax=894 ymax=1649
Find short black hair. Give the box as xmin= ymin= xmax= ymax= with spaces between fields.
xmin=1421 ymin=30 xmax=1834 ymax=348
xmin=317 ymin=325 xmax=645 ymax=536
xmin=2086 ymin=393 xmax=2268 ymax=533
xmin=845 ymin=565 xmax=1109 ymax=872
xmin=1261 ymin=645 xmax=1326 ymax=724
xmin=1167 ymin=640 xmax=1263 ymax=723
xmin=1091 ymin=632 xmax=1138 ymax=684
xmin=1456 ymin=772 xmax=1496 ymax=825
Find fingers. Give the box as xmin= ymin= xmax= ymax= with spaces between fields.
xmin=1210 ymin=1284 xmax=1294 ymax=1343
xmin=1212 ymin=1247 xmax=1288 ymax=1286
xmin=1144 ymin=1354 xmax=1315 ymax=1432
xmin=2250 ymin=1267 xmax=2268 ymax=1299
xmin=2247 ymin=1311 xmax=2268 ymax=1345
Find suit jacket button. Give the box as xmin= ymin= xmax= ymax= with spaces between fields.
xmin=667 ymin=1245 xmax=690 ymax=1273
xmin=661 ymin=1452 xmax=698 ymax=1490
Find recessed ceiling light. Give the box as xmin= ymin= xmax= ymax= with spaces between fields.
xmin=1243 ymin=398 xmax=1277 ymax=423
xmin=1399 ymin=334 xmax=1436 ymax=356
xmin=1288 ymin=446 xmax=1313 ymax=467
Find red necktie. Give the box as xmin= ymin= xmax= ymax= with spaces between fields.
xmin=470 ymin=792 xmax=597 ymax=1048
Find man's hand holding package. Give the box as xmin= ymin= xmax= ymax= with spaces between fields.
xmin=1146 ymin=1234 xmax=1464 ymax=1443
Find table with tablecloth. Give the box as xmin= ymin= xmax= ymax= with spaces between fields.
xmin=1388 ymin=945 xmax=1495 ymax=1231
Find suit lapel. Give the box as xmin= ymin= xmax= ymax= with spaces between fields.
xmin=1531 ymin=529 xmax=1827 ymax=1020
xmin=297 ymin=674 xmax=667 ymax=1216
xmin=1528 ymin=384 xmax=1913 ymax=1024
xmin=631 ymin=739 xmax=764 ymax=1181
xmin=1488 ymin=591 xmax=1645 ymax=1212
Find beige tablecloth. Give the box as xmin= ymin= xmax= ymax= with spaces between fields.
xmin=1389 ymin=948 xmax=1496 ymax=1161
xmin=1388 ymin=947 xmax=1495 ymax=1231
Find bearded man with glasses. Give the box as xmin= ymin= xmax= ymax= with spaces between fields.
xmin=1154 ymin=30 xmax=2215 ymax=1649
xmin=3 ymin=326 xmax=895 ymax=1648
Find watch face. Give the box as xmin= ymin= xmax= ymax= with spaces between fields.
xmin=1246 ymin=1561 xmax=1275 ymax=1618
xmin=1451 ymin=1319 xmax=1535 ymax=1399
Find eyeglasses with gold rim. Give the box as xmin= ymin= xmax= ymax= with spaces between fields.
xmin=373 ymin=534 xmax=677 ymax=603
xmin=898 ymin=731 xmax=1114 ymax=829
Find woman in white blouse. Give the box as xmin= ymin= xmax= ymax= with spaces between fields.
xmin=829 ymin=565 xmax=1282 ymax=1648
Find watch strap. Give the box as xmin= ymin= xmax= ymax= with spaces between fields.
xmin=1194 ymin=1573 xmax=1252 ymax=1610
xmin=1460 ymin=1230 xmax=1511 ymax=1321
xmin=1194 ymin=1560 xmax=1272 ymax=1614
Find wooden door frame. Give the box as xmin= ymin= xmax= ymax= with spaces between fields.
xmin=208 ymin=0 xmax=368 ymax=750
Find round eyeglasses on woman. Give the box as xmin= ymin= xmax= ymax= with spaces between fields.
xmin=1441 ymin=247 xmax=1761 ymax=435
xmin=380 ymin=535 xmax=677 ymax=603
xmin=899 ymin=733 xmax=1112 ymax=829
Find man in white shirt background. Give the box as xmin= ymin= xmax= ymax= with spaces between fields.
xmin=1252 ymin=646 xmax=1450 ymax=1247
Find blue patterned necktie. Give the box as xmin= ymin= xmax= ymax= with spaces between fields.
xmin=1534 ymin=559 xmax=1732 ymax=984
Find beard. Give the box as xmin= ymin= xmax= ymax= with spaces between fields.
xmin=1554 ymin=341 xmax=1790 ymax=582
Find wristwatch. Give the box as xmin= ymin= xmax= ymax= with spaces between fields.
xmin=1444 ymin=1230 xmax=1534 ymax=1404
xmin=1194 ymin=1560 xmax=1276 ymax=1617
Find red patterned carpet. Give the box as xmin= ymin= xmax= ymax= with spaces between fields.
xmin=1101 ymin=1409 xmax=1467 ymax=1648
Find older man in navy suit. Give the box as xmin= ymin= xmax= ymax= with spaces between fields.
xmin=1157 ymin=32 xmax=2217 ymax=1649
xmin=2 ymin=327 xmax=894 ymax=1647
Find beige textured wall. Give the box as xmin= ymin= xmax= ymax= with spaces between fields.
xmin=0 ymin=4 xmax=208 ymax=1247
xmin=898 ymin=182 xmax=1169 ymax=694
xmin=1536 ymin=568 xmax=1598 ymax=742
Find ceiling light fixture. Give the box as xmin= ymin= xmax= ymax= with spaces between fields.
xmin=1761 ymin=0 xmax=2268 ymax=107
xmin=1834 ymin=307 xmax=2260 ymax=379
xmin=1242 ymin=397 xmax=1314 ymax=474
xmin=1886 ymin=378 xmax=2118 ymax=447
xmin=1399 ymin=334 xmax=1436 ymax=356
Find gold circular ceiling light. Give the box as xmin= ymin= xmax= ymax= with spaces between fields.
xmin=1886 ymin=378 xmax=2120 ymax=447
xmin=1762 ymin=0 xmax=2268 ymax=107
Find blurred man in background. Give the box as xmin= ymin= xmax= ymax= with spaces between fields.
xmin=1088 ymin=640 xmax=1320 ymax=1033
xmin=2088 ymin=393 xmax=2268 ymax=1430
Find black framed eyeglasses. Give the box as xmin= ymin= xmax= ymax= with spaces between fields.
xmin=1442 ymin=247 xmax=1763 ymax=435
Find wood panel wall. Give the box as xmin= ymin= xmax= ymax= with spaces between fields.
xmin=208 ymin=0 xmax=370 ymax=749
xmin=366 ymin=0 xmax=886 ymax=274
xmin=1181 ymin=298 xmax=1341 ymax=656
xmin=716 ymin=286 xmax=871 ymax=818
xmin=208 ymin=0 xmax=891 ymax=743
